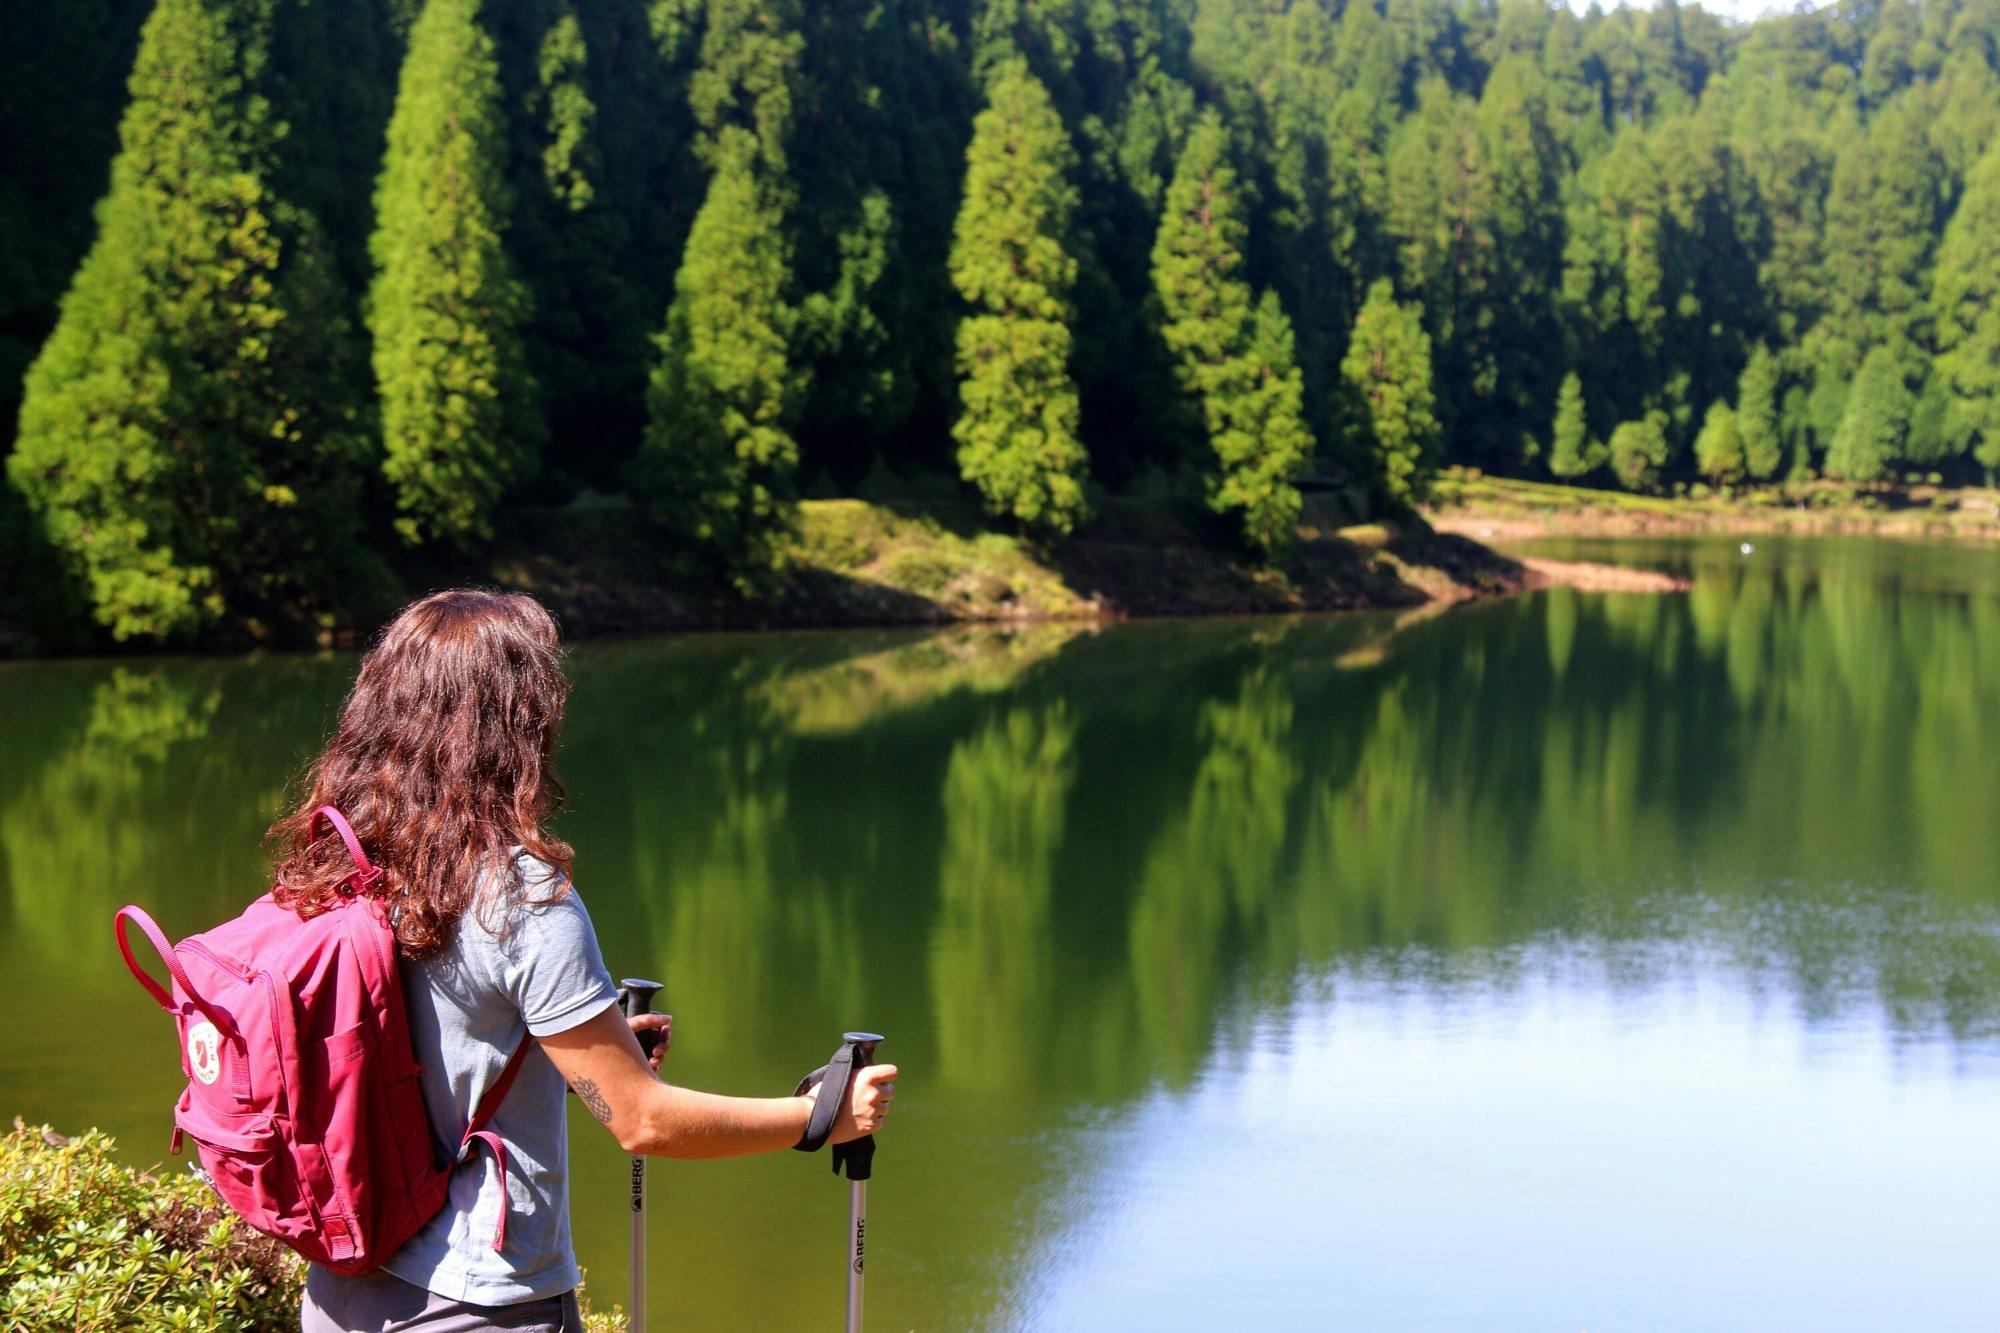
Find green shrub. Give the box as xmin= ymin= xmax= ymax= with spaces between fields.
xmin=0 ymin=1120 xmax=302 ymax=1330
xmin=1 ymin=1120 xmax=624 ymax=1332
xmin=877 ymin=547 xmax=961 ymax=597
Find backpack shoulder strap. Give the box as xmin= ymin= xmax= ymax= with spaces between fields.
xmin=457 ymin=1038 xmax=533 ymax=1255
xmin=467 ymin=1038 xmax=532 ymax=1138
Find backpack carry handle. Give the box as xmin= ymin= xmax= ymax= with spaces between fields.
xmin=309 ymin=805 xmax=384 ymax=896
xmin=114 ymin=905 xmax=236 ymax=1037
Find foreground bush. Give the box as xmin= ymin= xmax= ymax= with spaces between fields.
xmin=0 ymin=1119 xmax=301 ymax=1330
xmin=0 ymin=1120 xmax=622 ymax=1331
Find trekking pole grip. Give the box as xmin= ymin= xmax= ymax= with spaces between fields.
xmin=832 ymin=1032 xmax=883 ymax=1182
xmin=793 ymin=1031 xmax=884 ymax=1158
xmin=619 ymin=978 xmax=665 ymax=1059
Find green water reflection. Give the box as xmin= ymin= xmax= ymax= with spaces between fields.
xmin=3 ymin=536 xmax=1999 ymax=1328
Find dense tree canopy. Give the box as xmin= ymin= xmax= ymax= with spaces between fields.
xmin=9 ymin=0 xmax=372 ymax=641
xmin=1931 ymin=140 xmax=2000 ymax=477
xmin=11 ymin=0 xmax=2000 ymax=641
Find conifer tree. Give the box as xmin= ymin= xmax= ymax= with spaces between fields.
xmin=9 ymin=0 xmax=370 ymax=641
xmin=1826 ymin=345 xmax=1911 ymax=483
xmin=368 ymin=0 xmax=540 ymax=547
xmin=1548 ymin=373 xmax=1593 ymax=479
xmin=1694 ymin=401 xmax=1743 ymax=484
xmin=1152 ymin=113 xmax=1313 ymax=559
xmin=1931 ymin=142 xmax=2000 ymax=479
xmin=948 ymin=63 xmax=1089 ymax=535
xmin=1736 ymin=347 xmax=1783 ymax=481
xmin=1233 ymin=293 xmax=1316 ymax=553
xmin=633 ymin=128 xmax=802 ymax=584
xmin=1340 ymin=279 xmax=1440 ymax=505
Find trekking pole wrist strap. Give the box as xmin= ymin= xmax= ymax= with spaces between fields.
xmin=791 ymin=1042 xmax=857 ymax=1153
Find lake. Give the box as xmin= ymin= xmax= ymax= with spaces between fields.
xmin=4 ymin=535 xmax=1999 ymax=1330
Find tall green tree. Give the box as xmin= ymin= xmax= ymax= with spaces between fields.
xmin=1548 ymin=372 xmax=1594 ymax=479
xmin=633 ymin=128 xmax=803 ymax=584
xmin=1694 ymin=401 xmax=1743 ymax=484
xmin=368 ymin=0 xmax=541 ymax=547
xmin=9 ymin=0 xmax=370 ymax=641
xmin=1826 ymin=344 xmax=1912 ymax=483
xmin=1736 ymin=346 xmax=1784 ymax=480
xmin=1931 ymin=142 xmax=2000 ymax=478
xmin=1340 ymin=278 xmax=1440 ymax=505
xmin=948 ymin=65 xmax=1088 ymax=535
xmin=1152 ymin=113 xmax=1313 ymax=559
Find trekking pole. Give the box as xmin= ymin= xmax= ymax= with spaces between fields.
xmin=792 ymin=1031 xmax=887 ymax=1332
xmin=832 ymin=1032 xmax=883 ymax=1333
xmin=619 ymin=979 xmax=665 ymax=1332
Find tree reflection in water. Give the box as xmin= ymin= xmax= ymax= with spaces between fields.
xmin=4 ymin=537 xmax=1999 ymax=1326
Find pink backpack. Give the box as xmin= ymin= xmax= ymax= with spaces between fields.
xmin=114 ymin=805 xmax=526 ymax=1274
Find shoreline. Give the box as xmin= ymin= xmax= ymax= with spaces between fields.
xmin=1426 ymin=471 xmax=2000 ymax=546
xmin=0 ymin=496 xmax=1691 ymax=659
xmin=504 ymin=500 xmax=1688 ymax=646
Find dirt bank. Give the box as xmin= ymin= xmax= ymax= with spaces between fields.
xmin=0 ymin=494 xmax=1688 ymax=655
xmin=495 ymin=498 xmax=1678 ymax=641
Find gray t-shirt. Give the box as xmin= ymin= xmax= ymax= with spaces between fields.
xmin=382 ymin=852 xmax=619 ymax=1304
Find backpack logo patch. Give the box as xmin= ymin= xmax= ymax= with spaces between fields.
xmin=188 ymin=1020 xmax=222 ymax=1085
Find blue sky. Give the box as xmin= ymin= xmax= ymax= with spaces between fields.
xmin=1568 ymin=0 xmax=1804 ymax=25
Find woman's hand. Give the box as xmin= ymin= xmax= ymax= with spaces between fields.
xmin=801 ymin=1063 xmax=900 ymax=1144
xmin=627 ymin=1011 xmax=671 ymax=1073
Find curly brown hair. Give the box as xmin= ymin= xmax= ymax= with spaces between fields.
xmin=268 ymin=589 xmax=574 ymax=959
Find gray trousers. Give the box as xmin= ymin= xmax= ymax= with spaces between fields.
xmin=302 ymin=1265 xmax=581 ymax=1332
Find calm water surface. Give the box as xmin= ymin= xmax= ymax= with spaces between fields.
xmin=4 ymin=535 xmax=2000 ymax=1330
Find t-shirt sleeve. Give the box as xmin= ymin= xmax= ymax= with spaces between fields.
xmin=491 ymin=859 xmax=621 ymax=1038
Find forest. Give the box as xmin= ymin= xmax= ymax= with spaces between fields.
xmin=5 ymin=0 xmax=2000 ymax=644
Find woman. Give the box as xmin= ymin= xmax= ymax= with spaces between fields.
xmin=271 ymin=589 xmax=897 ymax=1331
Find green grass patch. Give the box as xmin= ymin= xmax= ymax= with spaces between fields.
xmin=790 ymin=500 xmax=1096 ymax=618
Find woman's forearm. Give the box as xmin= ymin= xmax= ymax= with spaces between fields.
xmin=541 ymin=1006 xmax=825 ymax=1158
xmin=622 ymin=1082 xmax=812 ymax=1159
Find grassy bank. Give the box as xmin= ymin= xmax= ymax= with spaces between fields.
xmin=479 ymin=494 xmax=1607 ymax=643
xmin=1426 ymin=469 xmax=2000 ymax=544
